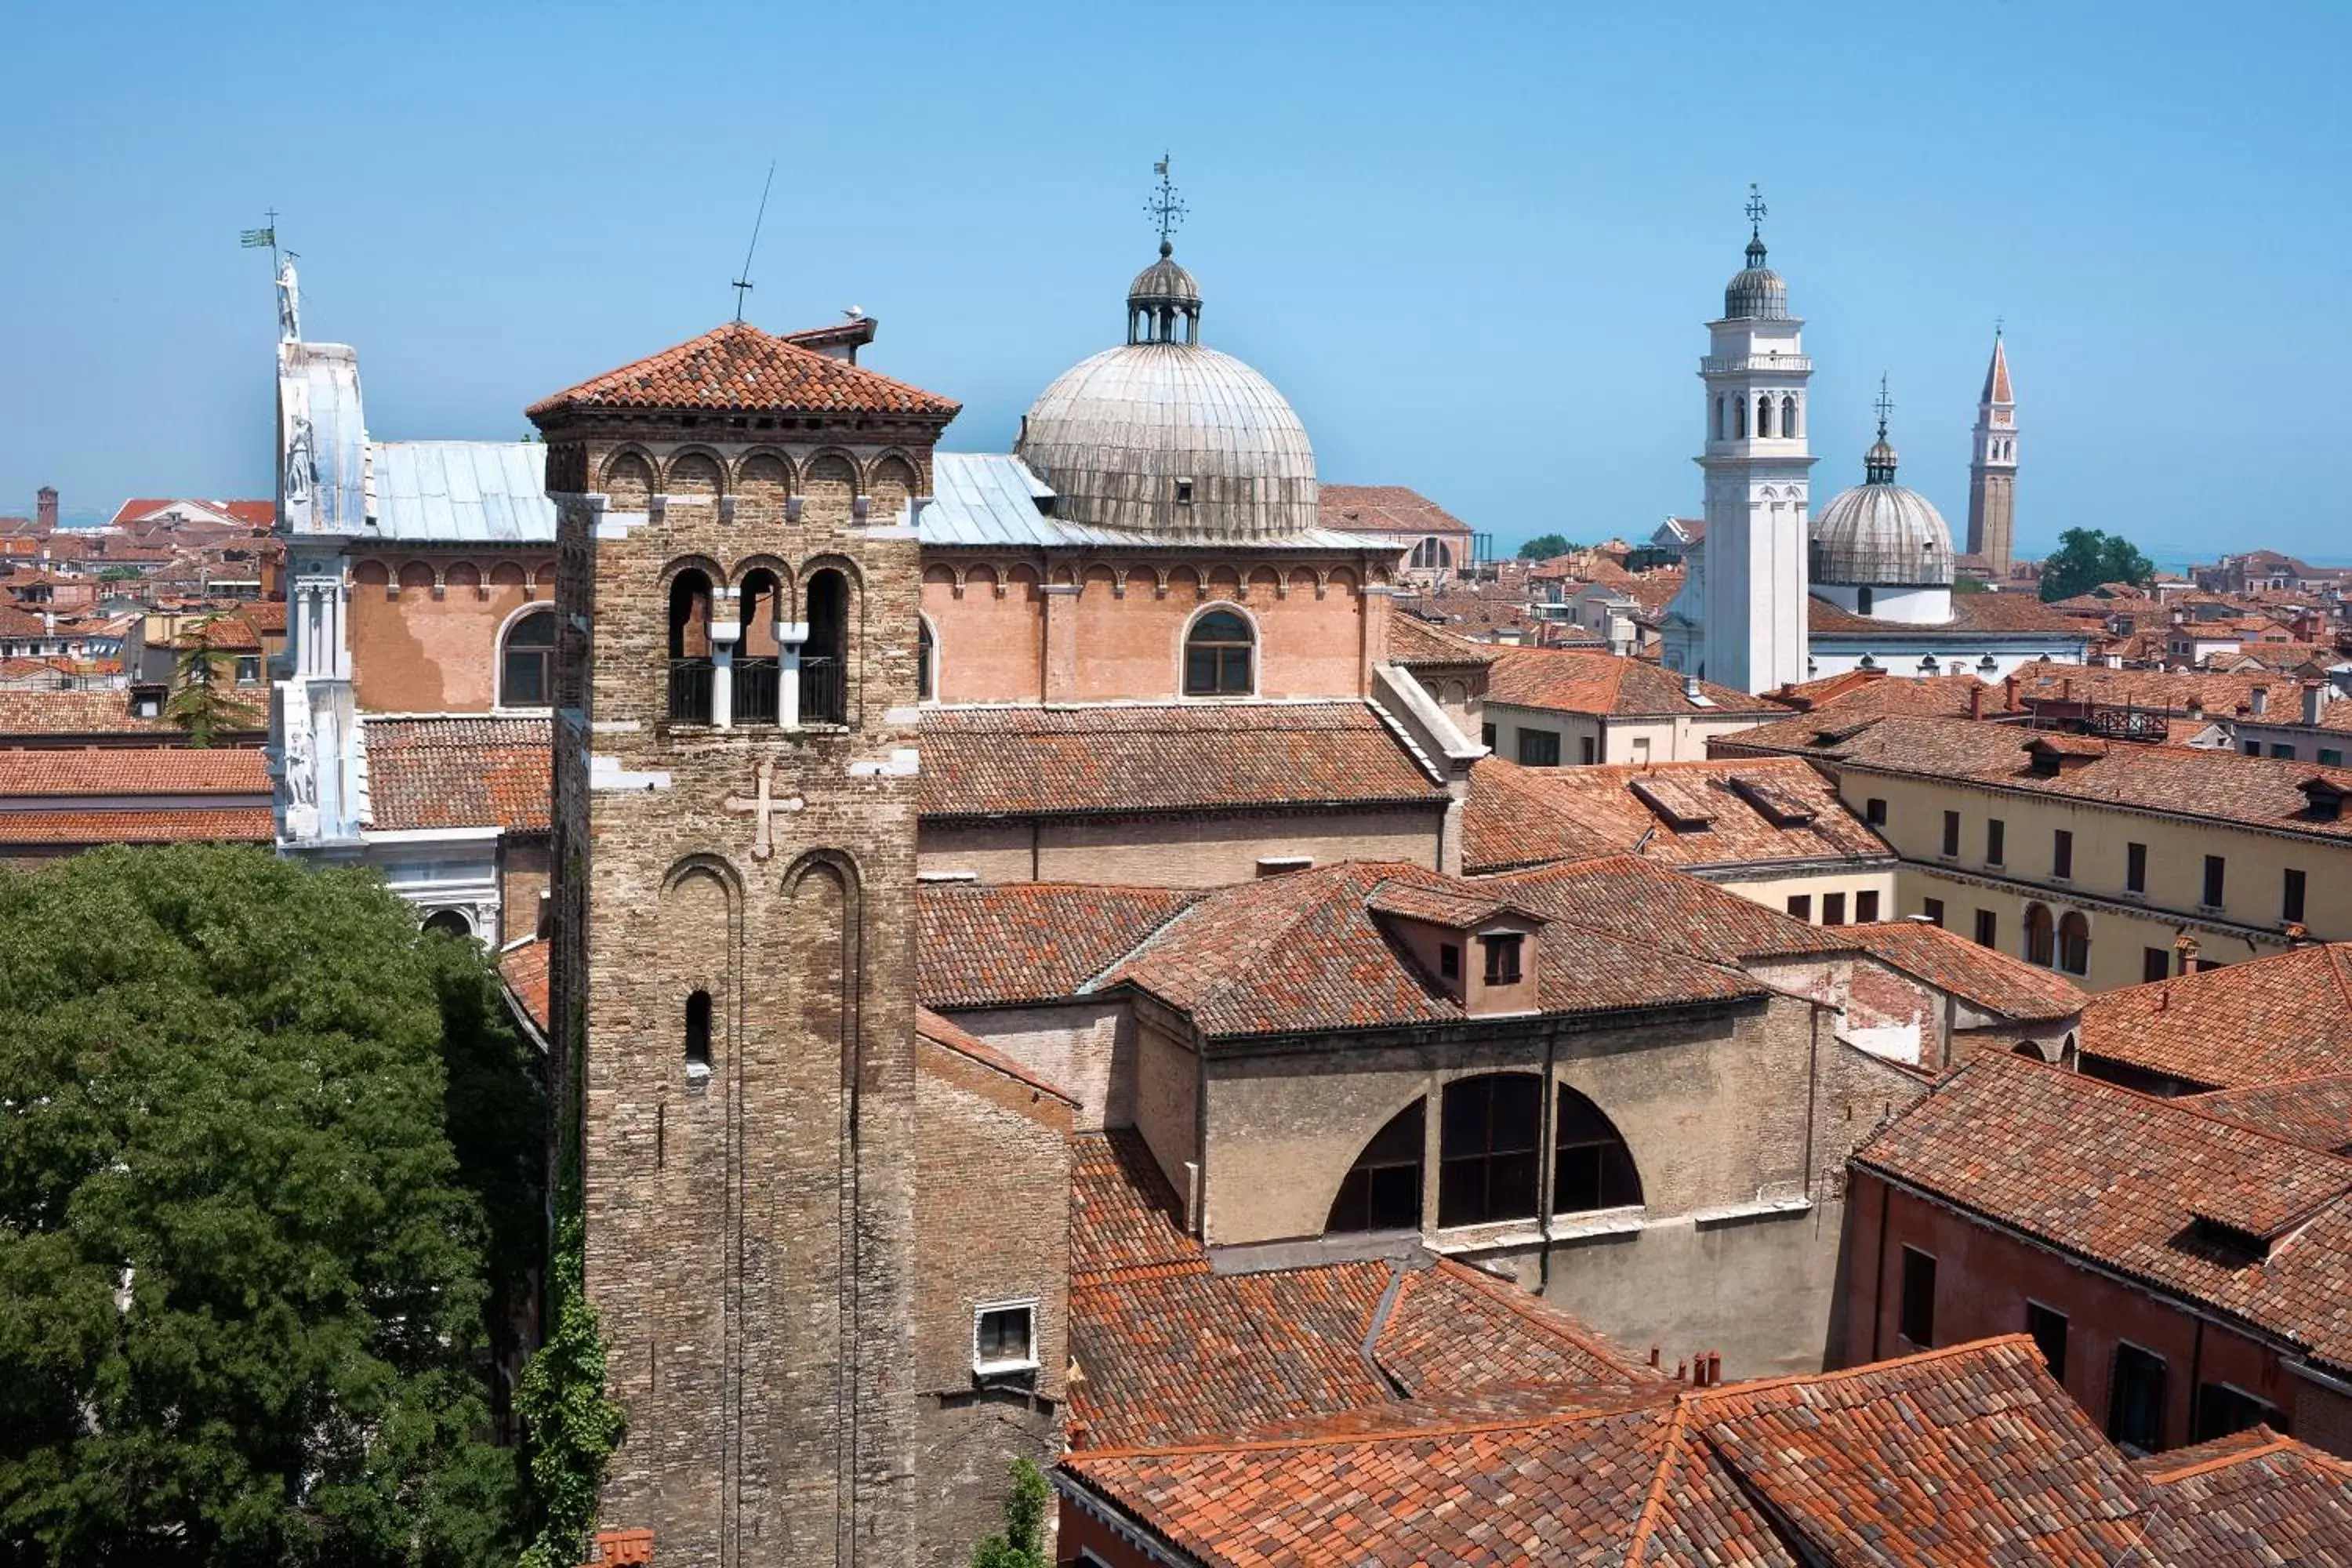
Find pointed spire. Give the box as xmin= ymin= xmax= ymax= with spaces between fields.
xmin=1982 ymin=332 xmax=2013 ymax=405
xmin=1865 ymin=375 xmax=1899 ymax=482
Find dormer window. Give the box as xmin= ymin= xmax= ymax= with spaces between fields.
xmin=1481 ymin=933 xmax=1523 ymax=986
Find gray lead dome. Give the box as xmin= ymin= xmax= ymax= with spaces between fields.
xmin=1723 ymin=236 xmax=1790 ymax=321
xmin=1809 ymin=434 xmax=1956 ymax=586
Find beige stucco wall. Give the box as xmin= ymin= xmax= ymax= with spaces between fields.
xmin=1132 ymin=1018 xmax=1200 ymax=1226
xmin=1484 ymin=702 xmax=1773 ymax=768
xmin=916 ymin=805 xmax=1444 ymax=887
xmin=927 ymin=1000 xmax=1134 ymax=1132
xmin=1711 ymin=866 xmax=1900 ymax=924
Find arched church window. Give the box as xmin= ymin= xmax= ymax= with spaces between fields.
xmin=802 ymin=568 xmax=851 ymax=724
xmin=500 ymin=607 xmax=557 ymax=708
xmin=1734 ymin=397 xmax=1748 ymax=439
xmin=2057 ymin=912 xmax=2090 ymax=976
xmin=2024 ymin=902 xmax=2056 ymax=967
xmin=1782 ymin=394 xmax=1799 ymax=438
xmin=917 ymin=618 xmax=937 ymax=702
xmin=422 ymin=909 xmax=472 ymax=938
xmin=1438 ymin=1073 xmax=1542 ymax=1228
xmin=1184 ymin=609 xmax=1254 ymax=696
xmin=1323 ymin=1098 xmax=1425 ymax=1233
xmin=1757 ymin=394 xmax=1773 ymax=437
xmin=1714 ymin=397 xmax=1726 ymax=440
xmin=1555 ymin=1083 xmax=1642 ymax=1213
xmin=734 ymin=569 xmax=785 ymax=725
xmin=684 ymin=989 xmax=712 ymax=1073
xmin=668 ymin=569 xmax=714 ymax=724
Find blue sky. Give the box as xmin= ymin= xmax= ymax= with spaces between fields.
xmin=1 ymin=1 xmax=2343 ymax=562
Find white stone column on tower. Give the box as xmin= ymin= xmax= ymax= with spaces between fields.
xmin=1695 ymin=191 xmax=1817 ymax=694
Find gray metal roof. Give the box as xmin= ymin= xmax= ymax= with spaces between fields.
xmin=368 ymin=441 xmax=557 ymax=544
xmin=922 ymin=453 xmax=1374 ymax=552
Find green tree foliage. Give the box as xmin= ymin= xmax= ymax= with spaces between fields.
xmin=2037 ymin=528 xmax=2156 ymax=602
xmin=1517 ymin=532 xmax=1576 ymax=561
xmin=0 ymin=844 xmax=540 ymax=1566
xmin=514 ymin=1208 xmax=623 ymax=1568
xmin=968 ymin=1457 xmax=1051 ymax=1568
xmin=163 ymin=620 xmax=260 ymax=746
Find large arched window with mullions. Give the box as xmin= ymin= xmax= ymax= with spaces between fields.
xmin=1553 ymin=1083 xmax=1642 ymax=1213
xmin=1183 ymin=608 xmax=1254 ymax=696
xmin=1438 ymin=1073 xmax=1543 ymax=1228
xmin=499 ymin=607 xmax=556 ymax=708
xmin=1323 ymin=1098 xmax=1425 ymax=1234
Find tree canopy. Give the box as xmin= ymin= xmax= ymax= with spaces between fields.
xmin=0 ymin=845 xmax=540 ymax=1566
xmin=2037 ymin=528 xmax=2155 ymax=602
xmin=163 ymin=621 xmax=261 ymax=746
xmin=1518 ymin=533 xmax=1577 ymax=561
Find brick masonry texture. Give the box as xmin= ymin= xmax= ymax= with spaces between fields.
xmin=535 ymin=358 xmax=958 ymax=1567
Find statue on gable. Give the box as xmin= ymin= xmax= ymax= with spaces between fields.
xmin=277 ymin=256 xmax=302 ymax=343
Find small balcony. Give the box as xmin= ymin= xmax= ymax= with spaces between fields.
xmin=799 ymin=655 xmax=845 ymax=725
xmin=668 ymin=658 xmax=714 ymax=724
xmin=732 ymin=657 xmax=780 ymax=725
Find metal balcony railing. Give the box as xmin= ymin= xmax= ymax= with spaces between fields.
xmin=732 ymin=658 xmax=779 ymax=725
xmin=668 ymin=658 xmax=713 ymax=724
xmin=799 ymin=655 xmax=846 ymax=725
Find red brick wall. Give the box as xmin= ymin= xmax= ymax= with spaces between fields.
xmin=348 ymin=551 xmax=552 ymax=713
xmin=1054 ymin=1497 xmax=1149 ymax=1568
xmin=1839 ymin=1172 xmax=2328 ymax=1454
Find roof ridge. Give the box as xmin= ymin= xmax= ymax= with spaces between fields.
xmin=1621 ymin=1396 xmax=1693 ymax=1567
xmin=2142 ymin=1431 xmax=2307 ymax=1483
xmin=1681 ymin=1332 xmax=2042 ymax=1410
xmin=1067 ymin=1387 xmax=1676 ymax=1464
xmin=1075 ymin=893 xmax=1207 ymax=995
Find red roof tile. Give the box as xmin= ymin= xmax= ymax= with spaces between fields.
xmin=1834 ymin=919 xmax=2086 ymax=1022
xmin=0 ymin=690 xmax=172 ymax=735
xmin=2140 ymin=1427 xmax=2352 ymax=1561
xmin=0 ymin=808 xmax=273 ymax=845
xmin=1070 ymin=1129 xmax=1202 ymax=1285
xmin=2075 ymin=943 xmax=2352 ymax=1090
xmin=2188 ymin=1073 xmax=2352 ymax=1152
xmin=526 ymin=321 xmax=960 ymax=419
xmin=1486 ymin=647 xmax=1778 ymax=717
xmin=1479 ymin=854 xmax=1851 ymax=967
xmin=1381 ymin=612 xmax=1495 ymax=669
xmin=916 ymin=883 xmax=1196 ymax=1008
xmin=0 ymin=746 xmax=267 ymax=796
xmin=917 ymin=702 xmax=1445 ymax=820
xmin=1316 ymin=485 xmax=1473 ymax=539
xmin=1809 ymin=590 xmax=2089 ymax=636
xmin=362 ymin=716 xmax=551 ymax=833
xmin=499 ymin=938 xmax=550 ymax=1037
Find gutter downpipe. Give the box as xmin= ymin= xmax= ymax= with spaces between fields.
xmin=1538 ymin=1020 xmax=1559 ymax=1292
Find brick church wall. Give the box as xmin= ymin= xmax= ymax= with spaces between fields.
xmin=347 ymin=549 xmax=552 ymax=712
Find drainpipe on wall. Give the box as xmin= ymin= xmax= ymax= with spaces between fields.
xmin=1537 ymin=1022 xmax=1559 ymax=1292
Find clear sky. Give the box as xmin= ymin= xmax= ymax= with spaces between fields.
xmin=2 ymin=2 xmax=2344 ymax=562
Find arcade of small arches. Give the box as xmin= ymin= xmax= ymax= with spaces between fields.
xmin=918 ymin=557 xmax=1378 ymax=601
xmin=350 ymin=557 xmax=557 ymax=599
xmin=1985 ymin=438 xmax=2016 ymax=462
xmin=2021 ymin=902 xmax=2092 ymax=978
xmin=1320 ymin=1073 xmax=1645 ymax=1236
xmin=586 ymin=444 xmax=925 ymax=522
xmin=1715 ymin=392 xmax=1805 ymax=441
xmin=661 ymin=556 xmax=862 ymax=728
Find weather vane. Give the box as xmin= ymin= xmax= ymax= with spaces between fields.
xmin=1745 ymin=183 xmax=1766 ymax=240
xmin=1146 ymin=154 xmax=1187 ymax=252
xmin=1875 ymin=373 xmax=1896 ymax=438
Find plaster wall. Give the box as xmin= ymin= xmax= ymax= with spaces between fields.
xmin=916 ymin=806 xmax=1443 ymax=887
xmin=927 ymin=1000 xmax=1135 ymax=1132
xmin=347 ymin=553 xmax=552 ymax=713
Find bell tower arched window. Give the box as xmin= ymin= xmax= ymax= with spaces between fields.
xmin=1734 ymin=397 xmax=1748 ymax=439
xmin=802 ymin=568 xmax=850 ymax=724
xmin=1782 ymin=394 xmax=1799 ymax=438
xmin=499 ymin=607 xmax=556 ymax=708
xmin=1183 ymin=608 xmax=1254 ymax=696
xmin=1756 ymin=394 xmax=1773 ymax=437
xmin=684 ymin=989 xmax=712 ymax=1073
xmin=917 ymin=618 xmax=937 ymax=702
xmin=734 ymin=569 xmax=785 ymax=724
xmin=668 ymin=569 xmax=714 ymax=723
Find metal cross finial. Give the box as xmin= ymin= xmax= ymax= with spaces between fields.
xmin=1875 ymin=373 xmax=1895 ymax=439
xmin=1994 ymin=315 xmax=2005 ymax=338
xmin=1147 ymin=154 xmax=1187 ymax=252
xmin=1745 ymin=183 xmax=1767 ymax=239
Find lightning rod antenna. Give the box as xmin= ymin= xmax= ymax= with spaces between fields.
xmin=732 ymin=161 xmax=776 ymax=322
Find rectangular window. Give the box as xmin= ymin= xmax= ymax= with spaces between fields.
xmin=1480 ymin=933 xmax=1524 ymax=985
xmin=1942 ymin=811 xmax=1961 ymax=857
xmin=1899 ymin=1247 xmax=1936 ymax=1347
xmin=1856 ymin=890 xmax=1881 ymax=922
xmin=2053 ymin=829 xmax=2073 ymax=880
xmin=2203 ymin=855 xmax=2226 ymax=909
xmin=1922 ymin=898 xmax=1944 ymax=927
xmin=1480 ymin=723 xmax=1496 ymax=750
xmin=2126 ymin=842 xmax=2147 ymax=894
xmin=2144 ymin=946 xmax=2172 ymax=983
xmin=2271 ymin=743 xmax=2297 ymax=760
xmin=1578 ymin=735 xmax=1597 ymax=765
xmin=1518 ymin=729 xmax=1561 ymax=768
xmin=1985 ymin=818 xmax=2005 ymax=866
xmin=1785 ymin=895 xmax=1812 ymax=922
xmin=2321 ymin=748 xmax=2344 ymax=767
xmin=2026 ymin=1302 xmax=2069 ymax=1383
xmin=1439 ymin=1075 xmax=1542 ymax=1228
xmin=2108 ymin=1344 xmax=2169 ymax=1454
xmin=2285 ymin=868 xmax=2307 ymax=924
xmin=1975 ymin=909 xmax=1998 ymax=948
xmin=974 ymin=1304 xmax=1036 ymax=1373
xmin=2194 ymin=1383 xmax=2285 ymax=1445
xmin=234 ymin=655 xmax=262 ymax=685
xmin=1439 ymin=943 xmax=1461 ymax=981
xmin=1823 ymin=892 xmax=1848 ymax=926
xmin=1865 ymin=797 xmax=1887 ymax=826
xmin=2243 ymin=739 xmax=2263 ymax=757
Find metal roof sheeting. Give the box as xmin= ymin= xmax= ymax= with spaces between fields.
xmin=369 ymin=441 xmax=557 ymax=543
xmin=920 ymin=454 xmax=1377 ymax=551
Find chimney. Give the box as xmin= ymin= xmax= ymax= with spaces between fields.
xmin=1969 ymin=684 xmax=1985 ymax=720
xmin=35 ymin=486 xmax=57 ymax=534
xmin=2003 ymin=673 xmax=2020 ymax=712
xmin=2061 ymin=677 xmax=2074 ymax=704
xmin=2305 ymin=681 xmax=2326 ymax=727
xmin=1707 ymin=1351 xmax=1722 ymax=1386
xmin=2251 ymin=684 xmax=2270 ymax=717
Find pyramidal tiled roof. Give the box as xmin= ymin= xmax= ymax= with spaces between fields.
xmin=526 ymin=321 xmax=961 ymax=419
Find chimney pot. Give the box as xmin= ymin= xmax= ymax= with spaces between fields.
xmin=1675 ymin=1358 xmax=1687 ymax=1383
xmin=1969 ymin=684 xmax=1984 ymax=720
xmin=1648 ymin=1345 xmax=1661 ymax=1368
xmin=1708 ymin=1351 xmax=1722 ymax=1385
xmin=2003 ymin=673 xmax=2020 ymax=711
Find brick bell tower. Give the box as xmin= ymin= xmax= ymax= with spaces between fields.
xmin=529 ymin=321 xmax=960 ymax=1567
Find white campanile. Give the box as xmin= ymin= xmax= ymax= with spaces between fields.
xmin=1697 ymin=188 xmax=1815 ymax=693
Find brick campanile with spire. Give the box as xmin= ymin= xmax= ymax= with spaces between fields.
xmin=1965 ymin=332 xmax=2018 ymax=576
xmin=529 ymin=321 xmax=960 ymax=1568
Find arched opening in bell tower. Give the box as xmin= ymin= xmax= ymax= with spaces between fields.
xmin=803 ymin=568 xmax=851 ymax=724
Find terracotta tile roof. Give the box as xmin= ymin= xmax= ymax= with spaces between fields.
xmin=1485 ymin=647 xmax=1780 ymax=717
xmin=1766 ymin=714 xmax=2352 ymax=842
xmin=2189 ymin=1073 xmax=2352 ymax=1152
xmin=916 ymin=702 xmax=1446 ymax=820
xmin=1316 ymin=485 xmax=1472 ymax=539
xmin=1479 ymin=853 xmax=1851 ymax=967
xmin=1833 ymin=920 xmax=2086 ymax=1022
xmin=0 ymin=807 xmax=273 ymax=845
xmin=915 ymin=1006 xmax=1076 ymax=1103
xmin=1103 ymin=862 xmax=1764 ymax=1039
xmin=1854 ymin=1052 xmax=2352 ymax=1371
xmin=1070 ymin=1130 xmax=1202 ymax=1285
xmin=1461 ymin=756 xmax=1893 ymax=876
xmin=499 ymin=938 xmax=550 ymax=1037
xmin=2012 ymin=664 xmax=2314 ymax=717
xmin=0 ymin=746 xmax=267 ymax=796
xmin=0 ymin=691 xmax=170 ymax=735
xmin=1808 ymin=590 xmax=2092 ymax=637
xmin=1621 ymin=568 xmax=1686 ymax=619
xmin=2074 ymin=943 xmax=2352 ymax=1091
xmin=2140 ymin=1427 xmax=2352 ymax=1560
xmin=105 ymin=498 xmax=274 ymax=529
xmin=1063 ymin=1336 xmax=2180 ymax=1566
xmin=915 ymin=883 xmax=1196 ymax=1008
xmin=526 ymin=320 xmax=960 ymax=419
xmin=361 ymin=716 xmax=552 ymax=833
xmin=1381 ymin=612 xmax=1494 ymax=669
